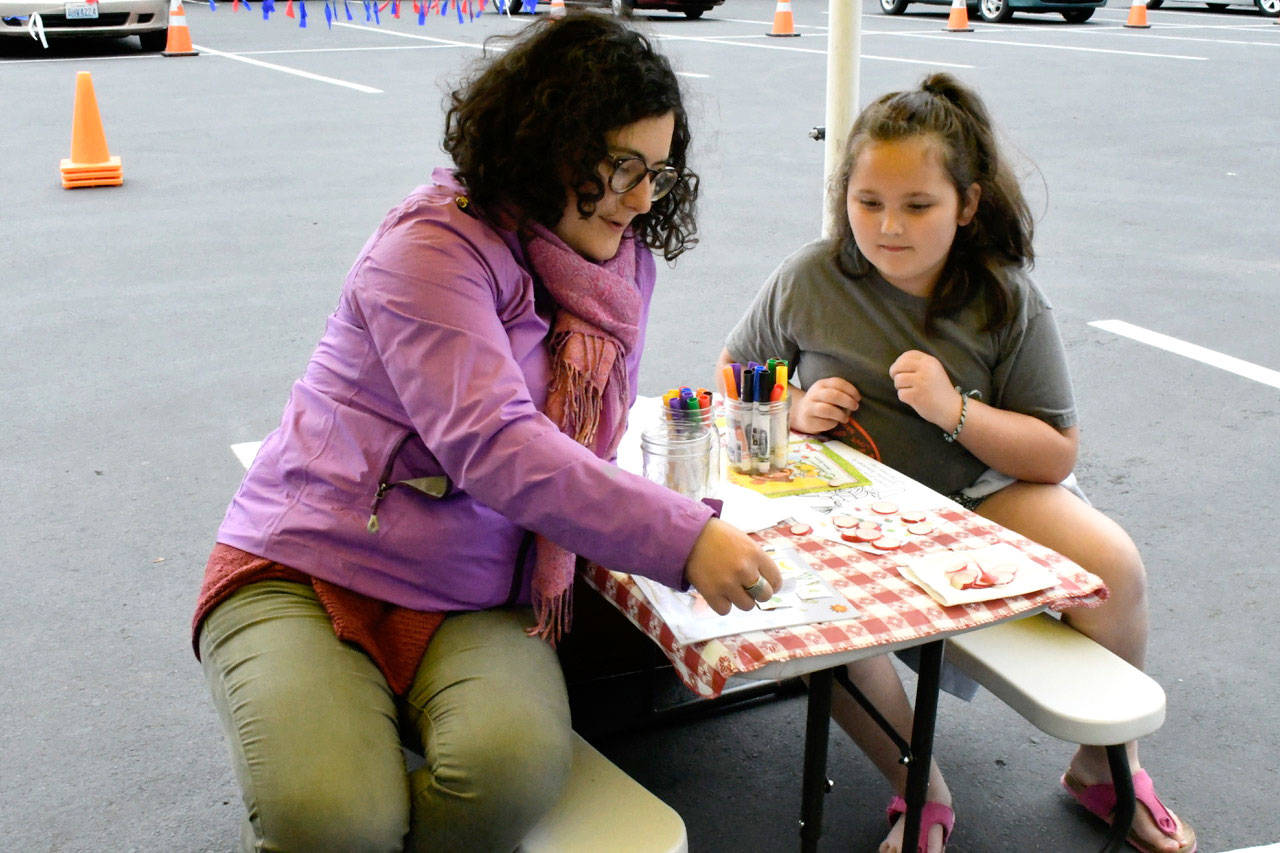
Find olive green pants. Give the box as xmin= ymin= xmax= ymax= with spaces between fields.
xmin=199 ymin=581 xmax=572 ymax=852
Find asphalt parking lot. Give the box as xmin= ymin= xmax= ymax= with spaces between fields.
xmin=2 ymin=1 xmax=1278 ymax=850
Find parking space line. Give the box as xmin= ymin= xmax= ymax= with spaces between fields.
xmin=717 ymin=15 xmax=830 ymax=29
xmin=233 ymin=44 xmax=467 ymax=56
xmin=654 ymin=33 xmax=975 ymax=67
xmin=334 ymin=20 xmax=484 ymax=48
xmin=1072 ymin=30 xmax=1280 ymax=46
xmin=192 ymin=43 xmax=383 ymax=92
xmin=899 ymin=30 xmax=1208 ymax=58
xmin=1090 ymin=319 xmax=1280 ymax=389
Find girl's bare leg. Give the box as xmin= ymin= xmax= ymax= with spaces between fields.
xmin=832 ymin=654 xmax=951 ymax=853
xmin=977 ymin=482 xmax=1192 ymax=853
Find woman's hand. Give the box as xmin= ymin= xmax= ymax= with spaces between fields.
xmin=790 ymin=377 xmax=861 ymax=435
xmin=684 ymin=518 xmax=783 ymax=615
xmin=889 ymin=350 xmax=962 ymax=431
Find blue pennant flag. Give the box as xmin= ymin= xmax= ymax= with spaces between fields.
xmin=299 ymin=0 xmax=307 ymax=25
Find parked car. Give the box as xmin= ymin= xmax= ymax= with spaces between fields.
xmin=0 ymin=0 xmax=168 ymax=49
xmin=1146 ymin=0 xmax=1278 ymax=16
xmin=609 ymin=0 xmax=722 ymax=17
xmin=879 ymin=0 xmax=1105 ymax=22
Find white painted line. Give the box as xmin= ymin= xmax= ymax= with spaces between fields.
xmin=1089 ymin=320 xmax=1280 ymax=390
xmin=331 ymin=21 xmax=708 ymax=74
xmin=334 ymin=20 xmax=483 ymax=48
xmin=1 ymin=53 xmax=157 ymax=65
xmin=234 ymin=44 xmax=466 ymax=56
xmin=900 ymin=31 xmax=1209 ymax=59
xmin=654 ymin=33 xmax=974 ymax=67
xmin=192 ymin=44 xmax=384 ymax=92
xmin=1088 ymin=31 xmax=1280 ymax=46
xmin=717 ymin=15 xmax=829 ymax=29
xmin=230 ymin=441 xmax=263 ymax=470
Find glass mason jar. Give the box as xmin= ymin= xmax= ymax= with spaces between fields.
xmin=640 ymin=405 xmax=720 ymax=500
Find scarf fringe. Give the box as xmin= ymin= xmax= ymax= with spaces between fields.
xmin=527 ymin=571 xmax=574 ymax=646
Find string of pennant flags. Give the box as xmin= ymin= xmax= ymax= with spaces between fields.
xmin=6 ymin=0 xmax=512 ymax=47
xmin=206 ymin=0 xmax=510 ymax=27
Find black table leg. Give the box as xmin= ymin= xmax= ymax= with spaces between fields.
xmin=1099 ymin=743 xmax=1136 ymax=852
xmin=902 ymin=640 xmax=945 ymax=852
xmin=800 ymin=667 xmax=835 ymax=853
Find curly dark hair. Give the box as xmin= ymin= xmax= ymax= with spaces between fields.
xmin=443 ymin=13 xmax=699 ymax=262
xmin=828 ymin=73 xmax=1035 ymax=333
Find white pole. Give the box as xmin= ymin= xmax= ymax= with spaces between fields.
xmin=822 ymin=0 xmax=861 ymax=238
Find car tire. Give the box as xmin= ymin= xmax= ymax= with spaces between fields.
xmin=879 ymin=0 xmax=910 ymax=14
xmin=1257 ymin=0 xmax=1280 ymax=15
xmin=978 ymin=0 xmax=1014 ymax=21
xmin=611 ymin=0 xmax=634 ymax=15
xmin=1060 ymin=6 xmax=1094 ymax=19
xmin=683 ymin=5 xmax=706 ymax=16
xmin=138 ymin=29 xmax=167 ymax=51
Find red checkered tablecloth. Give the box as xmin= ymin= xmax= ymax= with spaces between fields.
xmin=583 ymin=507 xmax=1108 ymax=699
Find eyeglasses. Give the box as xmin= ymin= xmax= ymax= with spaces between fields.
xmin=607 ymin=155 xmax=680 ymax=202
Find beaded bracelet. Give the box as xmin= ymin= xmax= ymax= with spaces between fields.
xmin=943 ymin=389 xmax=978 ymax=443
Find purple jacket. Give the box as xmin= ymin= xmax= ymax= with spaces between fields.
xmin=216 ymin=169 xmax=711 ymax=611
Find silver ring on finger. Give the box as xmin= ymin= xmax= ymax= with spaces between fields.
xmin=743 ymin=576 xmax=772 ymax=602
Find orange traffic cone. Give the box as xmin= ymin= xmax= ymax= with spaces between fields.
xmin=766 ymin=0 xmax=799 ymax=36
xmin=1124 ymin=0 xmax=1150 ymax=27
xmin=60 ymin=71 xmax=123 ymax=189
xmin=944 ymin=0 xmax=973 ymax=31
xmin=162 ymin=0 xmax=198 ymax=56
xmin=549 ymin=0 xmax=565 ymax=16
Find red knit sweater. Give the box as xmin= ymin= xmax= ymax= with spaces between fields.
xmin=192 ymin=543 xmax=444 ymax=695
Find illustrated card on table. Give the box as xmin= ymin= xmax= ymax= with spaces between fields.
xmin=630 ymin=541 xmax=856 ymax=646
xmin=724 ymin=437 xmax=872 ymax=498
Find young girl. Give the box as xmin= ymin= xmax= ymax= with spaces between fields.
xmin=720 ymin=74 xmax=1195 ymax=853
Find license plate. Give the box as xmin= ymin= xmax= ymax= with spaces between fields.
xmin=65 ymin=2 xmax=100 ymax=18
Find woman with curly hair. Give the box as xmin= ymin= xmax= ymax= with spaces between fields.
xmin=192 ymin=13 xmax=781 ymax=851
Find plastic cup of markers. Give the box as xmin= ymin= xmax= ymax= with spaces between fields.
xmin=724 ymin=397 xmax=789 ymax=475
xmin=640 ymin=408 xmax=719 ymax=500
xmin=766 ymin=396 xmax=790 ymax=471
xmin=723 ymin=398 xmax=754 ymax=475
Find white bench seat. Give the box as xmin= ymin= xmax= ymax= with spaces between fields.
xmin=520 ymin=733 xmax=688 ymax=853
xmin=946 ymin=612 xmax=1166 ymax=745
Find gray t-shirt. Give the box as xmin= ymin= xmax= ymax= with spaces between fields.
xmin=725 ymin=239 xmax=1077 ymax=496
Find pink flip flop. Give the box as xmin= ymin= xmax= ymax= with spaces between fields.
xmin=1061 ymin=769 xmax=1197 ymax=853
xmin=885 ymin=795 xmax=955 ymax=853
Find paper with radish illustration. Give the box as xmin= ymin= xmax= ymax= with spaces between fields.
xmin=895 ymin=542 xmax=1058 ymax=607
xmin=631 ymin=541 xmax=855 ymax=646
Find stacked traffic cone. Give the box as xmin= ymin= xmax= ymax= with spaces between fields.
xmin=162 ymin=0 xmax=199 ymax=55
xmin=944 ymin=0 xmax=973 ymax=31
xmin=766 ymin=0 xmax=800 ymax=36
xmin=60 ymin=71 xmax=123 ymax=189
xmin=1124 ymin=0 xmax=1150 ymax=27
xmin=549 ymin=0 xmax=565 ymax=16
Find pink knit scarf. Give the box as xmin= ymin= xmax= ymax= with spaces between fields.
xmin=522 ymin=222 xmax=641 ymax=644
